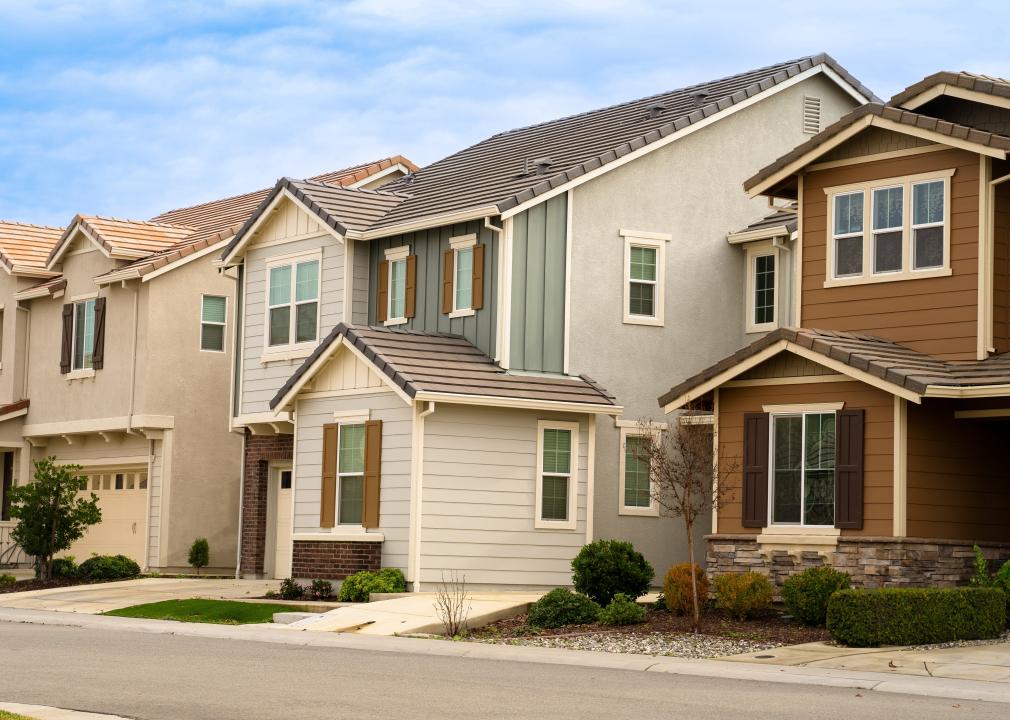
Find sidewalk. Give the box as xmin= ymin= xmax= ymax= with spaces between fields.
xmin=0 ymin=702 xmax=128 ymax=719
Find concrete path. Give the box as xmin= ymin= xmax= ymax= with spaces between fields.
xmin=0 ymin=577 xmax=279 ymax=613
xmin=0 ymin=702 xmax=128 ymax=719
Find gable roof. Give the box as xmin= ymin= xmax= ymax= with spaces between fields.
xmin=0 ymin=221 xmax=63 ymax=277
xmin=50 ymin=215 xmax=197 ymax=267
xmin=272 ymin=324 xmax=620 ymax=414
xmin=727 ymin=205 xmax=797 ymax=244
xmin=891 ymin=70 xmax=1010 ymax=109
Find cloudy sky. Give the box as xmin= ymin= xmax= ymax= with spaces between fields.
xmin=1 ymin=0 xmax=1007 ymax=226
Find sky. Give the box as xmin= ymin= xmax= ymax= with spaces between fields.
xmin=1 ymin=0 xmax=1008 ymax=226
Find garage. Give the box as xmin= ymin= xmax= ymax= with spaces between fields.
xmin=68 ymin=467 xmax=149 ymax=565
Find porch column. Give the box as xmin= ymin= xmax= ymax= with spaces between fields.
xmin=892 ymin=397 xmax=907 ymax=537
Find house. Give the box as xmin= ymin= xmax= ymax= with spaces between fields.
xmin=224 ymin=55 xmax=873 ymax=587
xmin=0 ymin=157 xmax=416 ymax=572
xmin=659 ymin=71 xmax=1010 ymax=589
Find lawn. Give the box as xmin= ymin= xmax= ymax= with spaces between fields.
xmin=0 ymin=712 xmax=38 ymax=719
xmin=104 ymin=598 xmax=290 ymax=625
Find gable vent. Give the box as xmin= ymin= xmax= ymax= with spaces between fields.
xmin=802 ymin=96 xmax=821 ymax=135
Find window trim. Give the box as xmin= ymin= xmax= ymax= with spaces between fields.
xmin=744 ymin=242 xmax=779 ymax=334
xmin=384 ymin=245 xmax=410 ymax=327
xmin=621 ymin=230 xmax=669 ymax=327
xmin=870 ymin=184 xmax=905 ymax=276
xmin=449 ymin=234 xmax=477 ymax=319
xmin=767 ymin=408 xmax=838 ymax=529
xmin=71 ymin=296 xmax=97 ymax=372
xmin=336 ymin=420 xmax=366 ymax=527
xmin=534 ymin=420 xmax=579 ymax=531
xmin=199 ymin=294 xmax=227 ymax=353
xmin=824 ymin=169 xmax=954 ymax=288
xmin=263 ymin=250 xmax=322 ymax=352
xmin=618 ymin=426 xmax=659 ymax=517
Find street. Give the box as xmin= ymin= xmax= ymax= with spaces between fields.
xmin=0 ymin=622 xmax=1003 ymax=720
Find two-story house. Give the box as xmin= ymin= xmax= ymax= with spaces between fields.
xmin=660 ymin=70 xmax=1010 ymax=589
xmin=226 ymin=54 xmax=873 ymax=588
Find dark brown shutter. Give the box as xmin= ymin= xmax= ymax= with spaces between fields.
xmin=441 ymin=248 xmax=454 ymax=314
xmin=471 ymin=243 xmax=485 ymax=311
xmin=60 ymin=304 xmax=73 ymax=374
xmin=362 ymin=420 xmax=382 ymax=528
xmin=1 ymin=452 xmax=12 ymax=521
xmin=91 ymin=297 xmax=107 ymax=370
xmin=741 ymin=412 xmax=769 ymax=528
xmin=320 ymin=423 xmax=338 ymax=529
xmin=834 ymin=409 xmax=864 ymax=529
xmin=375 ymin=260 xmax=389 ymax=324
xmin=405 ymin=254 xmax=417 ymax=319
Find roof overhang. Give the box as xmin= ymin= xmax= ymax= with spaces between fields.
xmin=347 ymin=162 xmax=414 ymax=189
xmin=22 ymin=414 xmax=174 ymax=440
xmin=726 ymin=225 xmax=795 ymax=245
xmin=355 ymin=205 xmax=501 ymax=242
xmin=412 ymin=390 xmax=622 ymax=416
xmin=900 ymin=83 xmax=1010 ymax=113
xmin=923 ymin=383 xmax=1010 ymax=399
xmin=96 ymin=237 xmax=231 ymax=286
xmin=14 ymin=278 xmax=66 ymax=301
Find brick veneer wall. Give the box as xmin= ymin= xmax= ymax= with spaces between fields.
xmin=291 ymin=540 xmax=382 ymax=579
xmin=240 ymin=431 xmax=294 ymax=577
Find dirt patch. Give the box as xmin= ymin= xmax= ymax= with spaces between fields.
xmin=0 ymin=577 xmax=122 ymax=594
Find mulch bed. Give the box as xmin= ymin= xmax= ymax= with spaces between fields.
xmin=0 ymin=576 xmax=131 ymax=594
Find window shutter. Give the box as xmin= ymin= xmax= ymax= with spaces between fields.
xmin=741 ymin=412 xmax=769 ymax=528
xmin=320 ymin=423 xmax=338 ymax=529
xmin=471 ymin=243 xmax=485 ymax=311
xmin=362 ymin=419 xmax=382 ymax=528
xmin=1 ymin=452 xmax=12 ymax=522
xmin=376 ymin=260 xmax=389 ymax=324
xmin=441 ymin=248 xmax=454 ymax=314
xmin=834 ymin=409 xmax=864 ymax=529
xmin=405 ymin=255 xmax=417 ymax=319
xmin=91 ymin=297 xmax=107 ymax=370
xmin=60 ymin=304 xmax=73 ymax=374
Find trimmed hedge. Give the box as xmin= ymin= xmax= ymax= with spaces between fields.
xmin=571 ymin=539 xmax=654 ymax=606
xmin=781 ymin=567 xmax=851 ymax=626
xmin=713 ymin=572 xmax=773 ymax=620
xmin=827 ymin=587 xmax=1007 ymax=647
xmin=527 ymin=588 xmax=600 ymax=628
xmin=337 ymin=568 xmax=407 ymax=602
xmin=77 ymin=554 xmax=141 ymax=580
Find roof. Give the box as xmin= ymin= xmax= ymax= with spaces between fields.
xmin=366 ymin=54 xmax=875 ymax=231
xmin=14 ymin=275 xmax=67 ymax=301
xmin=727 ymin=205 xmax=797 ymax=243
xmin=891 ymin=70 xmax=1010 ymax=108
xmin=52 ymin=216 xmax=196 ymax=265
xmin=271 ymin=324 xmax=620 ymax=412
xmin=0 ymin=221 xmax=63 ymax=276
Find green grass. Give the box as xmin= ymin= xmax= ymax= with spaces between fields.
xmin=0 ymin=711 xmax=39 ymax=719
xmin=104 ymin=598 xmax=291 ymax=625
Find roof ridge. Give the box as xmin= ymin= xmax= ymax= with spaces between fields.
xmin=81 ymin=215 xmax=196 ymax=232
xmin=291 ymin=176 xmax=414 ymax=199
xmin=0 ymin=220 xmax=64 ymax=231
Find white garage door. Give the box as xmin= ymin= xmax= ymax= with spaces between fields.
xmin=68 ymin=468 xmax=148 ymax=565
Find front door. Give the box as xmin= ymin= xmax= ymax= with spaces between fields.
xmin=272 ymin=468 xmax=293 ymax=579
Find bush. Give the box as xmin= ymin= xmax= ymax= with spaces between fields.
xmin=337 ymin=567 xmax=407 ymax=602
xmin=599 ymin=593 xmax=646 ymax=626
xmin=77 ymin=554 xmax=141 ymax=580
xmin=279 ymin=578 xmax=304 ymax=600
xmin=188 ymin=538 xmax=209 ymax=575
xmin=781 ymin=567 xmax=851 ymax=626
xmin=827 ymin=587 xmax=1007 ymax=647
xmin=0 ymin=574 xmax=16 ymax=586
xmin=713 ymin=572 xmax=773 ymax=620
xmin=51 ymin=556 xmax=78 ymax=579
xmin=309 ymin=579 xmax=333 ymax=600
xmin=527 ymin=588 xmax=600 ymax=628
xmin=663 ymin=563 xmax=709 ymax=616
xmin=970 ymin=546 xmax=1010 ymax=625
xmin=571 ymin=539 xmax=654 ymax=606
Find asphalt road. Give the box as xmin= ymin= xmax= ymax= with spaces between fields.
xmin=0 ymin=622 xmax=1003 ymax=720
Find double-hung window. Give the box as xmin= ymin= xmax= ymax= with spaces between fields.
xmin=73 ymin=298 xmax=97 ymax=371
xmin=200 ymin=295 xmax=226 ymax=352
xmin=771 ymin=411 xmax=836 ymax=527
xmin=745 ymin=244 xmax=778 ymax=333
xmin=912 ymin=180 xmax=945 ymax=270
xmin=535 ymin=421 xmax=578 ymax=530
xmin=832 ymin=191 xmax=864 ymax=278
xmin=337 ymin=423 xmax=365 ymax=525
xmin=621 ymin=230 xmax=669 ymax=326
xmin=446 ymin=234 xmax=479 ymax=318
xmin=267 ymin=256 xmax=319 ymax=347
xmin=872 ymin=186 xmax=903 ymax=274
xmin=619 ymin=428 xmax=659 ymax=516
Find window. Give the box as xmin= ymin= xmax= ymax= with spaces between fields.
xmin=832 ymin=191 xmax=864 ymax=278
xmin=771 ymin=412 xmax=835 ymax=526
xmin=200 ymin=295 xmax=226 ymax=352
xmin=621 ymin=230 xmax=669 ymax=326
xmin=535 ymin=421 xmax=578 ymax=530
xmin=72 ymin=298 xmax=96 ymax=370
xmin=745 ymin=244 xmax=778 ymax=333
xmin=267 ymin=257 xmax=319 ymax=347
xmin=454 ymin=247 xmax=473 ymax=311
xmin=629 ymin=246 xmax=656 ymax=316
xmin=389 ymin=258 xmax=407 ymax=321
xmin=280 ymin=469 xmax=292 ymax=490
xmin=913 ymin=180 xmax=945 ymax=269
xmin=337 ymin=423 xmax=365 ymax=525
xmin=619 ymin=428 xmax=659 ymax=516
xmin=872 ymin=186 xmax=903 ymax=274
xmin=80 ymin=469 xmax=147 ymax=493
xmin=447 ymin=234 xmax=478 ymax=318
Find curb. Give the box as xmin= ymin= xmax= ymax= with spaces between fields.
xmin=0 ymin=702 xmax=130 ymax=719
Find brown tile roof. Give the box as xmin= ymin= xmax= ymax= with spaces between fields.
xmin=891 ymin=70 xmax=1010 ymax=107
xmin=14 ymin=275 xmax=67 ymax=300
xmin=729 ymin=205 xmax=797 ymax=239
xmin=272 ymin=324 xmax=619 ymax=411
xmin=0 ymin=221 xmax=63 ymax=275
xmin=57 ymin=216 xmax=197 ymax=263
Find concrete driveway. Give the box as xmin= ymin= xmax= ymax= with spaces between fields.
xmin=0 ymin=577 xmax=279 ymax=614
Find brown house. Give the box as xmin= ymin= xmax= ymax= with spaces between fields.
xmin=659 ymin=71 xmax=1010 ymax=588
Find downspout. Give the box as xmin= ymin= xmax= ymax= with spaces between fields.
xmin=771 ymin=235 xmax=792 ymax=326
xmin=16 ymin=303 xmax=30 ymax=401
xmin=125 ymin=280 xmax=140 ymax=435
xmin=232 ymin=264 xmax=245 ymax=578
xmin=412 ymin=401 xmax=436 ymax=592
xmin=483 ymin=216 xmax=504 ymax=363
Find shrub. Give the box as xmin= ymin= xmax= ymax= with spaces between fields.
xmin=0 ymin=574 xmax=16 ymax=586
xmin=309 ymin=579 xmax=333 ymax=600
xmin=599 ymin=593 xmax=646 ymax=626
xmin=337 ymin=567 xmax=407 ymax=602
xmin=77 ymin=554 xmax=141 ymax=580
xmin=527 ymin=588 xmax=600 ymax=628
xmin=827 ymin=587 xmax=1007 ymax=647
xmin=188 ymin=538 xmax=209 ymax=575
xmin=51 ymin=556 xmax=78 ymax=579
xmin=713 ymin=572 xmax=773 ymax=620
xmin=781 ymin=567 xmax=851 ymax=626
xmin=663 ymin=563 xmax=708 ymax=616
xmin=571 ymin=539 xmax=654 ymax=606
xmin=279 ymin=578 xmax=304 ymax=600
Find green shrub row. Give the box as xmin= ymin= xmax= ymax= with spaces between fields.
xmin=48 ymin=554 xmax=141 ymax=581
xmin=527 ymin=588 xmax=600 ymax=628
xmin=713 ymin=572 xmax=773 ymax=620
xmin=337 ymin=567 xmax=407 ymax=602
xmin=782 ymin=567 xmax=851 ymax=626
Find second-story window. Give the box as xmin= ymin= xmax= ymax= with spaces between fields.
xmin=621 ymin=230 xmax=669 ymax=326
xmin=60 ymin=296 xmax=105 ymax=375
xmin=200 ymin=295 xmax=226 ymax=352
xmin=267 ymin=257 xmax=319 ymax=347
xmin=832 ymin=191 xmax=864 ymax=278
xmin=442 ymin=234 xmax=483 ymax=318
xmin=73 ymin=298 xmax=96 ymax=371
xmin=872 ymin=186 xmax=903 ymax=274
xmin=745 ymin=244 xmax=777 ymax=333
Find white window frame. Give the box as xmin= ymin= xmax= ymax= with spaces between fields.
xmin=767 ymin=406 xmax=842 ymax=529
xmin=534 ymin=420 xmax=579 ymax=531
xmin=744 ymin=242 xmax=779 ymax=334
xmin=621 ymin=230 xmax=669 ymax=327
xmin=200 ymin=294 xmax=227 ymax=353
xmin=336 ymin=419 xmax=366 ymax=528
xmin=384 ymin=245 xmax=410 ymax=327
xmin=824 ymin=169 xmax=954 ymax=288
xmin=263 ymin=250 xmax=322 ymax=353
xmin=911 ymin=178 xmax=947 ymax=271
xmin=449 ymin=234 xmax=477 ymax=319
xmin=70 ymin=293 xmax=98 ymax=373
xmin=870 ymin=184 xmax=905 ymax=276
xmin=618 ymin=426 xmax=659 ymax=517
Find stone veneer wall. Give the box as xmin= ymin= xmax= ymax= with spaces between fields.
xmin=240 ymin=431 xmax=294 ymax=577
xmin=707 ymin=534 xmax=1010 ymax=591
xmin=291 ymin=540 xmax=382 ymax=580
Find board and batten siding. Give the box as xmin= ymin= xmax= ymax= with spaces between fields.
xmin=509 ymin=194 xmax=567 ymax=373
xmin=419 ymin=404 xmax=589 ymax=587
xmin=367 ymin=220 xmax=498 ymax=358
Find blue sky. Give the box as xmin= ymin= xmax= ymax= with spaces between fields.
xmin=1 ymin=0 xmax=1008 ymax=226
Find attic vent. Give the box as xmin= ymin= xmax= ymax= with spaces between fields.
xmin=646 ymin=102 xmax=666 ymax=118
xmin=802 ymin=96 xmax=821 ymax=134
xmin=691 ymin=91 xmax=708 ymax=107
xmin=532 ymin=157 xmax=553 ymax=175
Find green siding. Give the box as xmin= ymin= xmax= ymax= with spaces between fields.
xmin=510 ymin=194 xmax=567 ymax=373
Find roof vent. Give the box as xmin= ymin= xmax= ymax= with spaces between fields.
xmin=532 ymin=157 xmax=553 ymax=175
xmin=691 ymin=91 xmax=708 ymax=107
xmin=802 ymin=96 xmax=822 ymax=134
xmin=401 ymin=173 xmax=416 ymax=185
xmin=646 ymin=102 xmax=666 ymax=118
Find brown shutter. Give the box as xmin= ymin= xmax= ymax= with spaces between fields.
xmin=60 ymin=304 xmax=73 ymax=374
xmin=91 ymin=297 xmax=107 ymax=370
xmin=362 ymin=419 xmax=382 ymax=528
xmin=1 ymin=452 xmax=12 ymax=522
xmin=405 ymin=254 xmax=417 ymax=319
xmin=834 ymin=409 xmax=864 ymax=529
xmin=471 ymin=243 xmax=485 ymax=311
xmin=441 ymin=248 xmax=454 ymax=314
xmin=375 ymin=260 xmax=389 ymax=324
xmin=741 ymin=412 xmax=769 ymax=528
xmin=320 ymin=423 xmax=338 ymax=529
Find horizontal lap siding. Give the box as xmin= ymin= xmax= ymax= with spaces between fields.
xmin=718 ymin=380 xmax=893 ymax=536
xmin=420 ymin=404 xmax=588 ymax=587
xmin=802 ymin=149 xmax=979 ymax=360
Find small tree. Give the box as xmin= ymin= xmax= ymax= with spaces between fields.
xmin=188 ymin=538 xmax=210 ymax=575
xmin=633 ymin=412 xmax=738 ymax=632
xmin=8 ymin=457 xmax=101 ymax=581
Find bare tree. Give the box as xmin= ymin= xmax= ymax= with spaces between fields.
xmin=433 ymin=570 xmax=472 ymax=637
xmin=633 ymin=410 xmax=738 ymax=631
